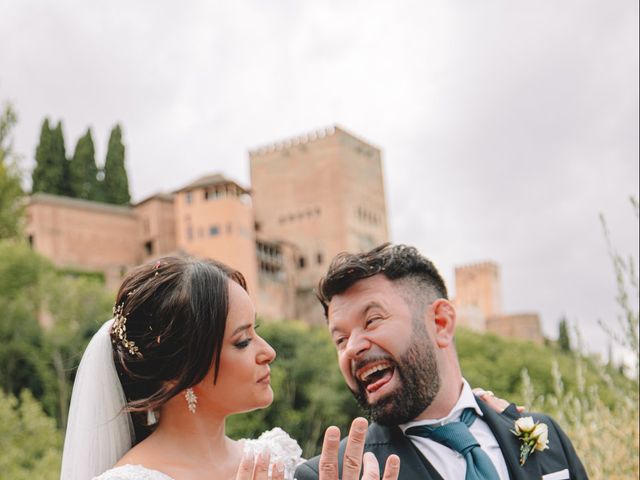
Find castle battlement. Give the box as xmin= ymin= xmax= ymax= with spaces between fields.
xmin=455 ymin=260 xmax=500 ymax=273
xmin=248 ymin=124 xmax=380 ymax=157
xmin=249 ymin=126 xmax=337 ymax=156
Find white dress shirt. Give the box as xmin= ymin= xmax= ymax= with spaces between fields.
xmin=399 ymin=379 xmax=510 ymax=480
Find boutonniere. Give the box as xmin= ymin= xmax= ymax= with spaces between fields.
xmin=511 ymin=416 xmax=550 ymax=465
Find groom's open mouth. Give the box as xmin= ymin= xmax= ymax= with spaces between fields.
xmin=355 ymin=360 xmax=396 ymax=397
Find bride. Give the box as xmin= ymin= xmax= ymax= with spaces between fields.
xmin=60 ymin=256 xmax=400 ymax=480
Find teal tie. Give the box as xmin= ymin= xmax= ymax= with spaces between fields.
xmin=405 ymin=408 xmax=501 ymax=480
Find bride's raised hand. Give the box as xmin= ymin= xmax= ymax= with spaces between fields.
xmin=319 ymin=417 xmax=400 ymax=480
xmin=235 ymin=448 xmax=285 ymax=480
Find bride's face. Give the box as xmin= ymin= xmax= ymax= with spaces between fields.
xmin=196 ymin=280 xmax=276 ymax=415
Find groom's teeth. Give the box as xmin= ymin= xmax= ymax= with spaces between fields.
xmin=359 ymin=363 xmax=391 ymax=382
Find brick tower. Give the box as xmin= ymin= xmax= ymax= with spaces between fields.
xmin=249 ymin=126 xmax=389 ymax=322
xmin=454 ymin=261 xmax=502 ymax=331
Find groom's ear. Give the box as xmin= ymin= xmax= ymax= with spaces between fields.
xmin=431 ymin=299 xmax=456 ymax=349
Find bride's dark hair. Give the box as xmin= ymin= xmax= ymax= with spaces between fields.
xmin=111 ymin=255 xmax=246 ymax=441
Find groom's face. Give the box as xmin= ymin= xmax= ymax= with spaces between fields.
xmin=328 ymin=274 xmax=441 ymax=425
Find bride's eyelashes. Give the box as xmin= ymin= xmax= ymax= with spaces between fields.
xmin=233 ymin=321 xmax=262 ymax=349
xmin=234 ymin=337 xmax=252 ymax=349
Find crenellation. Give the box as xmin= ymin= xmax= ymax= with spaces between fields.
xmin=249 ymin=125 xmax=341 ymax=157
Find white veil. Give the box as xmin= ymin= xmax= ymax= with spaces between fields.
xmin=60 ymin=319 xmax=135 ymax=480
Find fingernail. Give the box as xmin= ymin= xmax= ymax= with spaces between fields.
xmin=326 ymin=426 xmax=340 ymax=440
xmin=354 ymin=417 xmax=368 ymax=433
xmin=275 ymin=461 xmax=285 ymax=473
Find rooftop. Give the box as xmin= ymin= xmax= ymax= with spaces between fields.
xmin=28 ymin=193 xmax=135 ymax=217
xmin=174 ymin=173 xmax=250 ymax=194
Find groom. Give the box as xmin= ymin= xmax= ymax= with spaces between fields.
xmin=295 ymin=244 xmax=587 ymax=480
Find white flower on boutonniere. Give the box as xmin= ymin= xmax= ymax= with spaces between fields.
xmin=511 ymin=417 xmax=550 ymax=465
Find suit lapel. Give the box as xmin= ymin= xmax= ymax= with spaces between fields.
xmin=477 ymin=399 xmax=542 ymax=480
xmin=369 ymin=424 xmax=443 ymax=480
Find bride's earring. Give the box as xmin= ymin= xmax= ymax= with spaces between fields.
xmin=185 ymin=388 xmax=197 ymax=413
xmin=146 ymin=409 xmax=158 ymax=425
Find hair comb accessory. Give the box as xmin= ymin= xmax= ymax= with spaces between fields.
xmin=112 ymin=303 xmax=143 ymax=358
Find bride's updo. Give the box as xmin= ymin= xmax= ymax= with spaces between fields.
xmin=110 ymin=256 xmax=246 ymax=441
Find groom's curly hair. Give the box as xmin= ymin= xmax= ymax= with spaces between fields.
xmin=112 ymin=255 xmax=246 ymax=442
xmin=317 ymin=243 xmax=448 ymax=317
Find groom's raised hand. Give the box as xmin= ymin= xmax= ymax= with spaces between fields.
xmin=319 ymin=417 xmax=400 ymax=480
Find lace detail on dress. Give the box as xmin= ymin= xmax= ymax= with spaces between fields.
xmin=242 ymin=428 xmax=305 ymax=480
xmin=92 ymin=464 xmax=175 ymax=480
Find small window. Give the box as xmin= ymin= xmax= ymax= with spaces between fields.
xmin=209 ymin=225 xmax=220 ymax=236
xmin=255 ymin=221 xmax=262 ymax=232
xmin=204 ymin=190 xmax=209 ymax=200
xmin=298 ymin=256 xmax=306 ymax=269
xmin=144 ymin=241 xmax=153 ymax=256
xmin=28 ymin=235 xmax=34 ymax=248
xmin=186 ymin=192 xmax=193 ymax=204
xmin=317 ymin=253 xmax=323 ymax=265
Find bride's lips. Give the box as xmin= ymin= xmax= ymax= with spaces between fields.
xmin=257 ymin=371 xmax=271 ymax=384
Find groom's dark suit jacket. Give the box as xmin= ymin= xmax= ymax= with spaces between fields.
xmin=295 ymin=399 xmax=588 ymax=479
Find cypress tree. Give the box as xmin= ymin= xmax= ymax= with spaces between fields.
xmin=69 ymin=128 xmax=99 ymax=200
xmin=102 ymin=124 xmax=130 ymax=205
xmin=0 ymin=103 xmax=24 ymax=239
xmin=31 ymin=119 xmax=56 ymax=193
xmin=32 ymin=119 xmax=70 ymax=196
xmin=51 ymin=121 xmax=72 ymax=196
xmin=558 ymin=317 xmax=571 ymax=352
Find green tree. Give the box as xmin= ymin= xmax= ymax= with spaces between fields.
xmin=32 ymin=119 xmax=70 ymax=196
xmin=0 ymin=240 xmax=111 ymax=425
xmin=41 ymin=271 xmax=112 ymax=427
xmin=102 ymin=124 xmax=130 ymax=205
xmin=558 ymin=317 xmax=571 ymax=352
xmin=0 ymin=242 xmax=53 ymax=408
xmin=0 ymin=389 xmax=62 ymax=480
xmin=51 ymin=121 xmax=72 ymax=196
xmin=0 ymin=103 xmax=24 ymax=239
xmin=31 ymin=118 xmax=54 ymax=193
xmin=69 ymin=128 xmax=99 ymax=200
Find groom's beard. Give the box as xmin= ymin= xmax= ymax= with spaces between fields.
xmin=351 ymin=322 xmax=441 ymax=426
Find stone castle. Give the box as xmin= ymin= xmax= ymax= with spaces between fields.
xmin=25 ymin=125 xmax=542 ymax=342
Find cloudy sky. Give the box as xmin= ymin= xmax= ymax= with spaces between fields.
xmin=2 ymin=1 xmax=638 ymax=362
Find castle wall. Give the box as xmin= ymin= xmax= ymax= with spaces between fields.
xmin=26 ymin=194 xmax=141 ymax=283
xmin=133 ymin=195 xmax=176 ymax=262
xmin=486 ymin=313 xmax=544 ymax=345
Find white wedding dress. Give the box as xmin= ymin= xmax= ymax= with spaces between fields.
xmin=92 ymin=428 xmax=304 ymax=480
